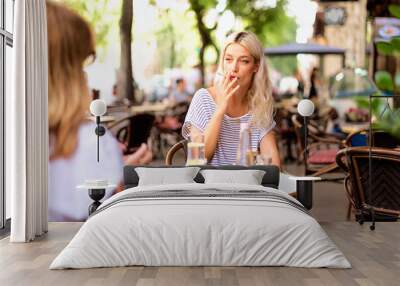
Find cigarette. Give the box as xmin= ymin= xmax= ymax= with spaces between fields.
xmin=216 ymin=72 xmax=240 ymax=80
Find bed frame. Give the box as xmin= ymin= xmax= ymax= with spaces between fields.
xmin=123 ymin=165 xmax=315 ymax=210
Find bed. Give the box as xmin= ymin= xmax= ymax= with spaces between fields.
xmin=50 ymin=165 xmax=350 ymax=269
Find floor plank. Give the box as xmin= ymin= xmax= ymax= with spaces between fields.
xmin=1 ymin=222 xmax=399 ymax=286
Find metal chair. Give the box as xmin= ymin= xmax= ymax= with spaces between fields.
xmin=152 ymin=102 xmax=189 ymax=158
xmin=291 ymin=114 xmax=344 ymax=178
xmin=336 ymin=146 xmax=400 ymax=229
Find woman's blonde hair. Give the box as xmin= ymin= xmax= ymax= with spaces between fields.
xmin=47 ymin=1 xmax=95 ymax=160
xmin=216 ymin=31 xmax=273 ymax=128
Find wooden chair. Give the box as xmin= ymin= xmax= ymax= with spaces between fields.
xmin=274 ymin=107 xmax=297 ymax=163
xmin=165 ymin=139 xmax=187 ymax=165
xmin=336 ymin=146 xmax=400 ymax=229
xmin=152 ymin=102 xmax=189 ymax=158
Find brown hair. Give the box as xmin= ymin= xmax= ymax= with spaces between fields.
xmin=47 ymin=0 xmax=95 ymax=160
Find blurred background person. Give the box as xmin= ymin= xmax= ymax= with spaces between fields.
xmin=47 ymin=0 xmax=151 ymax=222
xmin=294 ymin=68 xmax=305 ymax=98
xmin=169 ymin=78 xmax=191 ymax=103
xmin=307 ymin=67 xmax=322 ymax=119
xmin=109 ymin=83 xmax=134 ymax=106
xmin=309 ymin=67 xmax=320 ymax=100
xmin=91 ymin=88 xmax=100 ymax=100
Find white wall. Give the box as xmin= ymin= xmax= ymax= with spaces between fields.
xmin=6 ymin=44 xmax=13 ymax=219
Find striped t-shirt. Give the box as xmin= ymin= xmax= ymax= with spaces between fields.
xmin=182 ymin=88 xmax=275 ymax=166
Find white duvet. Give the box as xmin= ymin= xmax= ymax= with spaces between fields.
xmin=50 ymin=183 xmax=350 ymax=269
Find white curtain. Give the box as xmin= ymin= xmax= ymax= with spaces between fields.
xmin=8 ymin=0 xmax=48 ymax=242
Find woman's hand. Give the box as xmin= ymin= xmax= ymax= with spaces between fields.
xmin=123 ymin=143 xmax=153 ymax=165
xmin=214 ymin=74 xmax=240 ymax=113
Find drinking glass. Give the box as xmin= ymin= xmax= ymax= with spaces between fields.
xmin=256 ymin=152 xmax=273 ymax=165
xmin=186 ymin=133 xmax=206 ymax=166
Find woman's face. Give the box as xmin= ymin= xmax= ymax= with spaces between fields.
xmin=223 ymin=43 xmax=258 ymax=89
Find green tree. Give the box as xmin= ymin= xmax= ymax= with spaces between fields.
xmin=227 ymin=0 xmax=297 ymax=75
xmin=152 ymin=0 xmax=296 ymax=81
xmin=188 ymin=0 xmax=296 ymax=81
xmin=228 ymin=0 xmax=295 ymax=46
xmin=65 ymin=0 xmax=136 ymax=104
xmin=151 ymin=6 xmax=202 ymax=74
xmin=187 ymin=0 xmax=220 ymax=85
xmin=63 ymin=0 xmax=115 ymax=53
xmin=117 ymin=0 xmax=136 ymax=104
xmin=154 ymin=10 xmax=178 ymax=70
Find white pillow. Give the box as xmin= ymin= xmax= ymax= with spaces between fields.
xmin=136 ymin=167 xmax=200 ymax=186
xmin=200 ymin=169 xmax=266 ymax=185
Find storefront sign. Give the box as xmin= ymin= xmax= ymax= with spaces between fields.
xmin=324 ymin=7 xmax=347 ymax=25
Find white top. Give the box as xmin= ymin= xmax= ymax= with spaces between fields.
xmin=240 ymin=122 xmax=249 ymax=131
xmin=48 ymin=121 xmax=123 ymax=222
xmin=182 ymin=88 xmax=275 ymax=166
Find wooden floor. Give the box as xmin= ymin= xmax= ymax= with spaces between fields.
xmin=1 ymin=221 xmax=399 ymax=286
xmin=1 ymin=162 xmax=398 ymax=285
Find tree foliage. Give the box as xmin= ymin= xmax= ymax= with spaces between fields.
xmin=227 ymin=0 xmax=296 ymax=46
xmin=187 ymin=0 xmax=220 ymax=84
xmin=151 ymin=6 xmax=202 ymax=74
xmin=190 ymin=0 xmax=297 ymax=80
xmin=154 ymin=0 xmax=297 ymax=80
xmin=155 ymin=11 xmax=177 ymax=69
xmin=62 ymin=0 xmax=116 ymax=53
xmin=227 ymin=0 xmax=297 ymax=75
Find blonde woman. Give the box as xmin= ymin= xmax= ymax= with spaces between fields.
xmin=182 ymin=31 xmax=280 ymax=167
xmin=47 ymin=1 xmax=151 ymax=221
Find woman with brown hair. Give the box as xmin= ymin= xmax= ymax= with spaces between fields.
xmin=47 ymin=1 xmax=151 ymax=222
